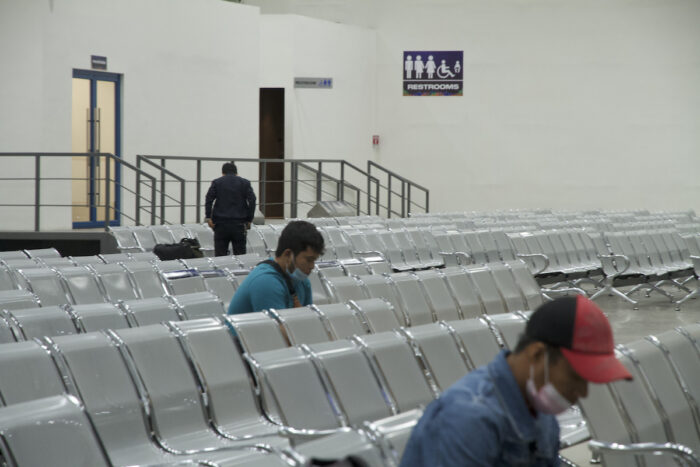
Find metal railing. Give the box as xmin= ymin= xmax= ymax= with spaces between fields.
xmin=0 ymin=152 xmax=157 ymax=231
xmin=135 ymin=155 xmax=427 ymax=224
xmin=368 ymin=160 xmax=429 ymax=218
xmin=0 ymin=152 xmax=428 ymax=231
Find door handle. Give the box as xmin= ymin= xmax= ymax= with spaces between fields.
xmin=85 ymin=108 xmax=91 ymax=152
xmin=95 ymin=107 xmax=101 ymax=155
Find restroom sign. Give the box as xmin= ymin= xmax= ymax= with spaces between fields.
xmin=295 ymin=77 xmax=333 ymax=89
xmin=403 ymin=51 xmax=463 ymax=96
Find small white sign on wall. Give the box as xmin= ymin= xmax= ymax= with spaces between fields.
xmin=294 ymin=77 xmax=333 ymax=89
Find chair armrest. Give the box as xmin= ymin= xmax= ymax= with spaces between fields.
xmin=597 ymin=254 xmax=630 ymax=278
xmin=353 ymin=250 xmax=387 ymax=262
xmin=516 ymin=253 xmax=549 ymax=275
xmin=588 ymin=439 xmax=700 ymax=467
xmin=690 ymin=255 xmax=700 ymax=272
xmin=542 ymin=287 xmax=588 ymax=299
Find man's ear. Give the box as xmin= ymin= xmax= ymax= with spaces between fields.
xmin=526 ymin=341 xmax=547 ymax=362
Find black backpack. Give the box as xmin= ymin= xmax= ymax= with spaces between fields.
xmin=153 ymin=237 xmax=204 ymax=260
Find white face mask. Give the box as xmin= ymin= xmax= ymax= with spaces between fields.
xmin=525 ymin=352 xmax=572 ymax=415
xmin=286 ymin=254 xmax=309 ymax=280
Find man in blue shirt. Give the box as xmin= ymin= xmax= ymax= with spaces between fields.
xmin=228 ymin=220 xmax=324 ymax=314
xmin=400 ymin=295 xmax=632 ymax=466
xmin=205 ymin=162 xmax=257 ymax=256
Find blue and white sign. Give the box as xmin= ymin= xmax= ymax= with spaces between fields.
xmin=295 ymin=77 xmax=333 ymax=89
xmin=403 ymin=51 xmax=463 ymax=96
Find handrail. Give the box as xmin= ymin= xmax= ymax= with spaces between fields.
xmin=136 ymin=156 xmax=186 ymax=224
xmin=0 ymin=152 xmax=157 ymax=231
xmin=136 ymin=154 xmax=411 ymax=223
xmin=367 ymin=160 xmax=429 ymax=218
xmin=0 ymin=152 xmax=428 ymax=231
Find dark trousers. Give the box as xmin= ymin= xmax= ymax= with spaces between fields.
xmin=213 ymin=222 xmax=246 ymax=256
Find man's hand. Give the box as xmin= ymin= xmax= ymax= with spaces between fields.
xmin=246 ymin=222 xmax=251 ymax=230
xmin=206 ymin=218 xmax=215 ymax=229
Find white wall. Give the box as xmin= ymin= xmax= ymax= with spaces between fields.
xmin=248 ymin=0 xmax=700 ymax=214
xmin=259 ymin=15 xmax=376 ymax=217
xmin=0 ymin=0 xmax=260 ymax=229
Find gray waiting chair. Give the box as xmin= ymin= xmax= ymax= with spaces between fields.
xmin=400 ymin=322 xmax=469 ymax=393
xmin=483 ymin=312 xmax=527 ymax=350
xmin=24 ymin=248 xmax=61 ymax=259
xmin=131 ymin=226 xmax=158 ymax=252
xmin=440 ymin=268 xmax=485 ymax=318
xmin=357 ymin=274 xmax=408 ymax=326
xmin=68 ymin=303 xmax=131 ymax=332
xmin=6 ymin=306 xmax=78 ymax=340
xmin=312 ymin=303 xmax=368 ymax=339
xmin=323 ymin=275 xmax=369 ymax=303
xmin=118 ymin=296 xmax=182 ymax=326
xmin=0 ymin=340 xmax=67 ymax=405
xmin=349 ymin=298 xmax=401 ymax=333
xmin=354 ymin=332 xmax=436 ymax=412
xmin=464 ymin=265 xmax=508 ymax=315
xmin=55 ymin=266 xmax=107 ymax=305
xmin=0 ymin=250 xmax=27 ymax=261
xmin=413 ymin=269 xmax=461 ymax=322
xmin=305 ymin=339 xmax=394 ymax=426
xmin=201 ymin=269 xmax=237 ymax=304
xmin=442 ymin=318 xmax=502 ymax=369
xmin=122 ymin=261 xmax=167 ymax=299
xmin=51 ymin=331 xmax=257 ymax=465
xmin=14 ymin=268 xmax=70 ymax=306
xmin=388 ymin=272 xmax=434 ymax=326
xmin=89 ymin=263 xmax=140 ymax=302
xmin=269 ymin=306 xmax=333 ymax=346
xmin=487 ymin=263 xmax=530 ymax=312
xmin=109 ymin=325 xmax=252 ymax=452
xmin=0 ymin=289 xmax=40 ymax=310
xmin=620 ymin=341 xmax=700 ymax=453
xmin=169 ymin=291 xmax=225 ymax=320
xmin=246 ymin=346 xmax=344 ymax=431
xmin=0 ymin=395 xmax=111 ymax=467
xmin=226 ymin=312 xmax=290 ymax=354
xmin=168 ymin=318 xmax=283 ymax=442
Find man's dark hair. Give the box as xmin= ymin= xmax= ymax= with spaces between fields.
xmin=275 ymin=220 xmax=325 ymax=257
xmin=513 ymin=333 xmax=562 ymax=363
xmin=222 ymin=162 xmax=238 ymax=175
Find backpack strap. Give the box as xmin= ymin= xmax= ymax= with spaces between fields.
xmin=258 ymin=259 xmax=301 ymax=307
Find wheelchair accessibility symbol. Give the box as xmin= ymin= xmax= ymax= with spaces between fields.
xmin=436 ymin=59 xmax=461 ymax=79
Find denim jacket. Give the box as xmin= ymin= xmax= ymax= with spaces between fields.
xmin=400 ymin=351 xmax=560 ymax=467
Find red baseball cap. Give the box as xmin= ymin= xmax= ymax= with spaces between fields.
xmin=525 ymin=295 xmax=632 ymax=383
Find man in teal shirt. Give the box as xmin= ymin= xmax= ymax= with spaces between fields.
xmin=228 ymin=220 xmax=324 ymax=314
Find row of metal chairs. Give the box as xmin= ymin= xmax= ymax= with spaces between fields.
xmin=248 ymin=224 xmax=446 ymax=271
xmin=581 ymin=323 xmax=700 ymax=466
xmin=0 ymin=252 xmax=269 ymax=307
xmin=0 ymin=311 xmax=528 ymax=466
xmin=589 ymin=230 xmax=695 ymax=307
xmin=314 ymin=261 xmax=559 ymax=325
xmin=109 ymin=224 xmax=215 ymax=255
xmin=0 ymin=291 xmax=226 ymax=344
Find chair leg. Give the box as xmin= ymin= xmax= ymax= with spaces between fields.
xmin=590 ymin=284 xmax=639 ymax=308
xmin=625 ymin=284 xmax=646 ymax=297
xmin=646 ymin=283 xmax=674 ymax=301
xmin=681 ymin=276 xmax=695 ymax=285
xmin=676 ymin=289 xmax=700 ymax=310
xmin=671 ymin=279 xmax=692 ymax=294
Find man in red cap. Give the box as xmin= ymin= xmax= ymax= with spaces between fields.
xmin=400 ymin=295 xmax=632 ymax=466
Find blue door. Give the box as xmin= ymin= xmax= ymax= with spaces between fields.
xmin=71 ymin=69 xmax=122 ymax=228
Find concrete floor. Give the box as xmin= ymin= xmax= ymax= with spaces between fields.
xmin=559 ymin=279 xmax=700 ymax=465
